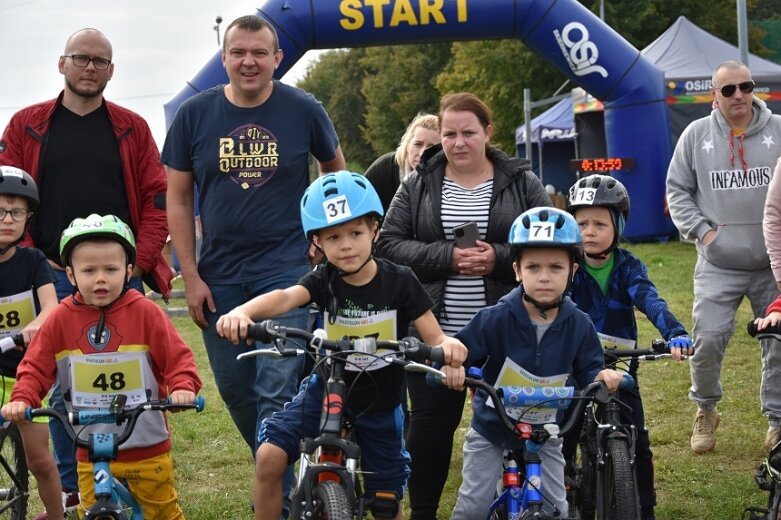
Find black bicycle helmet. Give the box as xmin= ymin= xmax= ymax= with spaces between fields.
xmin=567 ymin=174 xmax=630 ymax=258
xmin=0 ymin=165 xmax=39 ymax=210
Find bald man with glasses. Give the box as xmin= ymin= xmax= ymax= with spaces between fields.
xmin=0 ymin=28 xmax=172 ymax=518
xmin=667 ymin=60 xmax=781 ymax=455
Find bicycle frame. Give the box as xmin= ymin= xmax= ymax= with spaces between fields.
xmin=23 ymin=396 xmax=205 ymax=520
xmin=243 ymin=320 xmax=444 ymax=519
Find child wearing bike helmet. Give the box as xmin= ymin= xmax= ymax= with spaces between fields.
xmin=0 ymin=165 xmax=65 ymax=518
xmin=216 ymin=171 xmax=466 ymax=520
xmin=567 ymin=174 xmax=693 ymax=520
xmin=444 ymin=207 xmax=623 ymax=519
xmin=1 ymin=213 xmax=202 ymax=519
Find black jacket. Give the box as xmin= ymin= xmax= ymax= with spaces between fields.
xmin=376 ymin=144 xmax=552 ymax=319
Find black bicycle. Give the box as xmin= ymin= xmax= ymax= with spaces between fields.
xmin=0 ymin=334 xmax=29 ymax=520
xmin=240 ymin=319 xmax=446 ymax=520
xmin=567 ymin=340 xmax=681 ymax=520
xmin=744 ymin=320 xmax=781 ymax=520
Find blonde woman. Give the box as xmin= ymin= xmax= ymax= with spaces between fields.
xmin=365 ymin=113 xmax=440 ymax=212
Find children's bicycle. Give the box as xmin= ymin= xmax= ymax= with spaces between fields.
xmin=14 ymin=395 xmax=205 ymax=520
xmin=240 ymin=319 xmax=446 ymax=520
xmin=568 ymin=340 xmax=683 ymax=520
xmin=459 ymin=366 xmax=632 ymax=520
xmin=744 ymin=320 xmax=781 ymax=520
xmin=0 ymin=334 xmax=29 ymax=520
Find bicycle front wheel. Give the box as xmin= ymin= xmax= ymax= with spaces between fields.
xmin=600 ymin=438 xmax=639 ymax=520
xmin=0 ymin=423 xmax=28 ymax=519
xmin=312 ymin=480 xmax=353 ymax=520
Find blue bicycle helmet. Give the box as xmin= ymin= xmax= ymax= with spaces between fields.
xmin=300 ymin=171 xmax=384 ymax=238
xmin=508 ymin=207 xmax=584 ymax=259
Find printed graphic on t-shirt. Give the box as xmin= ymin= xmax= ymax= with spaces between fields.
xmin=492 ymin=358 xmax=569 ymax=424
xmin=0 ymin=289 xmax=36 ymax=336
xmin=709 ymin=166 xmax=772 ymax=190
xmin=218 ymin=124 xmax=279 ymax=190
xmin=324 ymin=304 xmax=397 ymax=372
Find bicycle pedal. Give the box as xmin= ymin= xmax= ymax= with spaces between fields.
xmin=369 ymin=491 xmax=399 ymax=519
xmin=755 ymin=463 xmax=773 ymax=492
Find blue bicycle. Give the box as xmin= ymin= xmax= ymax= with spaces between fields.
xmin=19 ymin=395 xmax=204 ymax=520
xmin=460 ymin=368 xmax=630 ymax=520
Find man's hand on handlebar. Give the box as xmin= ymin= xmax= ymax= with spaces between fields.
xmin=1 ymin=400 xmax=29 ymax=423
xmin=595 ymin=368 xmax=624 ymax=393
xmin=668 ymin=334 xmax=694 ymax=361
xmin=216 ymin=307 xmax=254 ymax=345
xmin=439 ymin=336 xmax=468 ymax=368
xmin=440 ymin=365 xmax=465 ymax=390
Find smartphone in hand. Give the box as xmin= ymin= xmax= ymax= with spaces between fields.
xmin=453 ymin=221 xmax=480 ymax=249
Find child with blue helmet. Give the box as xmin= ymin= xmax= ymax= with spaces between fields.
xmin=216 ymin=171 xmax=466 ymax=520
xmin=566 ymin=174 xmax=692 ymax=519
xmin=442 ymin=207 xmax=622 ymax=519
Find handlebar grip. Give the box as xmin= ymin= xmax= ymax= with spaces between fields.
xmin=165 ymin=395 xmax=206 ymax=412
xmin=747 ymin=320 xmax=781 ymax=338
xmin=246 ymin=320 xmax=275 ymax=343
xmin=427 ymin=346 xmax=445 ymax=366
xmin=619 ymin=373 xmax=635 ymax=390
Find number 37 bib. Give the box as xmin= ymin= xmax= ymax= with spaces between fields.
xmin=70 ymin=352 xmax=147 ymax=408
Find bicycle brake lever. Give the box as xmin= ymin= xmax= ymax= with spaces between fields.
xmin=236 ymin=348 xmax=285 ymax=360
xmin=401 ymin=360 xmax=445 ymax=379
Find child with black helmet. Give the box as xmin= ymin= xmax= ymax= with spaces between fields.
xmin=0 ymin=165 xmax=65 ymax=518
xmin=567 ymin=174 xmax=692 ymax=520
xmin=216 ymin=171 xmax=466 ymax=520
xmin=1 ymin=213 xmax=202 ymax=519
xmin=444 ymin=207 xmax=623 ymax=519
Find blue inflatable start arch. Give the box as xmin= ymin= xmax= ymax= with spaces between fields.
xmin=165 ymin=0 xmax=676 ymax=241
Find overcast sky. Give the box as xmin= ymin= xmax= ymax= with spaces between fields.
xmin=0 ymin=0 xmax=322 ymax=148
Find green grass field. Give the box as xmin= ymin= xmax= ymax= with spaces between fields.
xmin=26 ymin=240 xmax=774 ymax=518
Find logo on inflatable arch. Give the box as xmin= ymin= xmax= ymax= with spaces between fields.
xmin=554 ymin=21 xmax=608 ymax=79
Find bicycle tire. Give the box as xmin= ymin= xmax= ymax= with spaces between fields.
xmin=312 ymin=480 xmax=353 ymax=520
xmin=0 ymin=424 xmax=28 ymax=520
xmin=770 ymin=480 xmax=781 ymax=520
xmin=601 ymin=438 xmax=639 ymax=520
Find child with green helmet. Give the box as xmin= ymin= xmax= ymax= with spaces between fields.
xmin=567 ymin=174 xmax=692 ymax=519
xmin=216 ymin=171 xmax=466 ymax=520
xmin=0 ymin=165 xmax=64 ymax=518
xmin=1 ymin=213 xmax=202 ymax=519
xmin=441 ymin=206 xmax=623 ymax=519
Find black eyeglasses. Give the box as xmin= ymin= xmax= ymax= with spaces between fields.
xmin=63 ymin=54 xmax=112 ymax=71
xmin=714 ymin=81 xmax=755 ymax=97
xmin=0 ymin=209 xmax=31 ymax=222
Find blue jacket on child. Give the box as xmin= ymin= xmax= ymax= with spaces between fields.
xmin=456 ymin=286 xmax=605 ymax=449
xmin=569 ymin=248 xmax=687 ymax=351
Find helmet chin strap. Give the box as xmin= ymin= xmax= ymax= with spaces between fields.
xmin=585 ymin=211 xmax=622 ymax=260
xmin=0 ymin=220 xmax=32 ymax=256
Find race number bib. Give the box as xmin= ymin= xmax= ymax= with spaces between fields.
xmin=0 ymin=289 xmax=36 ymax=336
xmin=324 ymin=309 xmax=397 ymax=371
xmin=323 ymin=194 xmax=352 ymax=224
xmin=70 ymin=352 xmax=146 ymax=408
xmin=570 ymin=186 xmax=597 ymax=205
xmin=597 ymin=332 xmax=636 ymax=350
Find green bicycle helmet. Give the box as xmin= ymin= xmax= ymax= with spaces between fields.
xmin=0 ymin=165 xmax=39 ymax=210
xmin=60 ymin=214 xmax=136 ymax=266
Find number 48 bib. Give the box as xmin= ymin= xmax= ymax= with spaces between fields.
xmin=70 ymin=352 xmax=146 ymax=408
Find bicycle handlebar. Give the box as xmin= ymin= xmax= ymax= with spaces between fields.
xmin=603 ymin=339 xmax=688 ymax=362
xmin=0 ymin=334 xmax=24 ymax=354
xmin=14 ymin=396 xmax=205 ymax=450
xmin=239 ymin=319 xmax=446 ymax=367
xmin=748 ymin=320 xmax=781 ymax=339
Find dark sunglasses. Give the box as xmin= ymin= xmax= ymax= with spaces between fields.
xmin=715 ymin=81 xmax=755 ymax=97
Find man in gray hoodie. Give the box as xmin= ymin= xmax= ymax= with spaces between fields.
xmin=667 ymin=60 xmax=781 ymax=454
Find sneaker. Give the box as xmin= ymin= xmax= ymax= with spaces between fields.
xmin=33 ymin=491 xmax=79 ymax=520
xmin=690 ymin=410 xmax=720 ymax=454
xmin=765 ymin=425 xmax=781 ymax=451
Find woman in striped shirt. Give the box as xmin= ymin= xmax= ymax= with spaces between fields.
xmin=377 ymin=92 xmax=552 ymax=520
